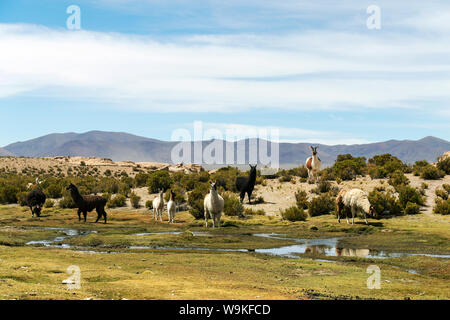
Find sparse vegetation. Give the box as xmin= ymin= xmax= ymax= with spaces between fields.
xmin=280 ymin=206 xmax=307 ymax=221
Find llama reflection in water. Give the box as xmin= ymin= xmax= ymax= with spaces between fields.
xmin=335 ymin=248 xmax=371 ymax=257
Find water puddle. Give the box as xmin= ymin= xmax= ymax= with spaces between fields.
xmin=26 ymin=227 xmax=97 ymax=248
xmin=25 ymin=228 xmax=450 ymax=260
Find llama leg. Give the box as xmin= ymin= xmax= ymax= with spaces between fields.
xmin=351 ymin=208 xmax=355 ymax=225
xmin=337 ymin=205 xmax=341 ymax=223
xmin=212 ymin=214 xmax=216 ymax=228
xmin=248 ymin=191 xmax=252 ymax=204
xmin=204 ymin=206 xmax=208 ymax=228
xmin=103 ymin=209 xmax=107 ymax=224
xmin=240 ymin=191 xmax=245 ymax=203
xmin=346 ymin=208 xmax=350 ymax=224
xmin=83 ymin=211 xmax=87 ymax=222
xmin=95 ymin=208 xmax=101 ymax=223
xmin=364 ymin=211 xmax=368 ymax=225
xmin=77 ymin=209 xmax=81 ymax=222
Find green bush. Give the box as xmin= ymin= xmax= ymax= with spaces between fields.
xmin=16 ymin=191 xmax=28 ymax=206
xmin=107 ymin=194 xmax=127 ymax=208
xmin=145 ymin=200 xmax=153 ymax=209
xmin=398 ymin=186 xmax=424 ymax=209
xmin=223 ymin=192 xmax=244 ymax=217
xmin=433 ymin=198 xmax=450 ymax=215
xmin=420 ymin=165 xmax=445 ymax=180
xmin=332 ymin=154 xmax=367 ymax=181
xmin=164 ymin=186 xmax=186 ymax=203
xmin=288 ymin=165 xmax=309 ymax=178
xmin=435 ymin=189 xmax=448 ymax=200
xmin=436 ymin=156 xmax=450 ymax=175
xmin=295 ymin=189 xmax=309 ymax=210
xmin=147 ymin=170 xmax=174 ymax=194
xmin=211 ymin=166 xmax=241 ymax=191
xmin=368 ymin=190 xmax=402 ymax=217
xmin=308 ymin=193 xmax=335 ymax=216
xmin=311 ymin=180 xmax=332 ymax=194
xmin=59 ymin=196 xmax=76 ymax=209
xmin=368 ymin=154 xmax=406 ymax=174
xmin=280 ymin=206 xmax=307 ymax=222
xmin=368 ymin=166 xmax=388 ymax=179
xmin=443 ymin=184 xmax=450 ymax=193
xmin=187 ymin=184 xmax=209 ymax=219
xmin=404 ymin=202 xmax=421 ymax=215
xmin=130 ymin=193 xmax=141 ymax=209
xmin=388 ymin=170 xmax=410 ymax=189
xmin=44 ymin=199 xmax=55 ymax=208
xmin=243 ymin=208 xmax=265 ymax=216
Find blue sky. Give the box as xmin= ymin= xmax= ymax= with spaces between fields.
xmin=0 ymin=0 xmax=449 ymax=146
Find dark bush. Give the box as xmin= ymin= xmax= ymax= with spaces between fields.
xmin=295 ymin=189 xmax=309 ymax=210
xmin=147 ymin=170 xmax=174 ymax=194
xmin=437 ymin=156 xmax=450 ymax=175
xmin=388 ymin=170 xmax=410 ymax=189
xmin=404 ymin=202 xmax=421 ymax=215
xmin=308 ymin=193 xmax=335 ymax=216
xmin=130 ymin=192 xmax=141 ymax=209
xmin=368 ymin=190 xmax=402 ymax=217
xmin=187 ymin=183 xmax=209 ymax=219
xmin=398 ymin=186 xmax=424 ymax=209
xmin=280 ymin=206 xmax=307 ymax=222
xmin=107 ymin=194 xmax=127 ymax=208
xmin=420 ymin=165 xmax=445 ymax=180
xmin=433 ymin=198 xmax=450 ymax=215
xmin=332 ymin=154 xmax=367 ymax=181
xmin=223 ymin=192 xmax=244 ymax=217
xmin=435 ymin=188 xmax=448 ymax=200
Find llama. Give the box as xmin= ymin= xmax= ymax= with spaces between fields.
xmin=26 ymin=178 xmax=46 ymax=218
xmin=167 ymin=190 xmax=176 ymax=224
xmin=336 ymin=188 xmax=374 ymax=225
xmin=152 ymin=189 xmax=164 ymax=221
xmin=204 ymin=180 xmax=224 ymax=228
xmin=66 ymin=183 xmax=108 ymax=224
xmin=305 ymin=146 xmax=321 ymax=183
xmin=26 ymin=183 xmax=46 ymax=218
xmin=235 ymin=164 xmax=257 ymax=204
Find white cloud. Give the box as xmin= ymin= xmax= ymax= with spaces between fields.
xmin=0 ymin=18 xmax=450 ymax=114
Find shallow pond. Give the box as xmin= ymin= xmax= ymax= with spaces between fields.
xmin=25 ymin=228 xmax=450 ymax=260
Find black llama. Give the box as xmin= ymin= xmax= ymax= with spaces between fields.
xmin=235 ymin=164 xmax=257 ymax=204
xmin=66 ymin=183 xmax=108 ymax=224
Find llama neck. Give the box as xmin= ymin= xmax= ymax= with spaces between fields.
xmin=249 ymin=170 xmax=257 ymax=183
xmin=312 ymin=154 xmax=319 ymax=165
xmin=70 ymin=189 xmax=83 ymax=204
xmin=210 ymin=188 xmax=220 ymax=203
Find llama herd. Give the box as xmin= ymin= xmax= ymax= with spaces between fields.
xmin=25 ymin=145 xmax=374 ymax=227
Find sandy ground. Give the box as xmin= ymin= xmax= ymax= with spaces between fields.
xmin=0 ymin=156 xmax=202 ymax=177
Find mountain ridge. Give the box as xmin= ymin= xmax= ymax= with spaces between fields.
xmin=3 ymin=131 xmax=449 ymax=167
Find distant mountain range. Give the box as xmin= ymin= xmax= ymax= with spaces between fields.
xmin=2 ymin=131 xmax=450 ymax=167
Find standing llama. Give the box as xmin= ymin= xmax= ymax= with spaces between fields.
xmin=153 ymin=189 xmax=164 ymax=221
xmin=167 ymin=190 xmax=176 ymax=224
xmin=26 ymin=178 xmax=46 ymax=218
xmin=306 ymin=146 xmax=321 ymax=183
xmin=204 ymin=180 xmax=224 ymax=228
xmin=66 ymin=183 xmax=108 ymax=223
xmin=336 ymin=188 xmax=374 ymax=225
xmin=235 ymin=164 xmax=257 ymax=204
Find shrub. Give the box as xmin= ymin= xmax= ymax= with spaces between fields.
xmin=134 ymin=173 xmax=150 ymax=187
xmin=368 ymin=190 xmax=402 ymax=217
xmin=295 ymin=189 xmax=309 ymax=210
xmin=130 ymin=193 xmax=141 ymax=209
xmin=443 ymin=184 xmax=450 ymax=193
xmin=433 ymin=198 xmax=450 ymax=215
xmin=280 ymin=206 xmax=307 ymax=222
xmin=368 ymin=166 xmax=388 ymax=179
xmin=223 ymin=192 xmax=244 ymax=217
xmin=404 ymin=202 xmax=421 ymax=215
xmin=420 ymin=165 xmax=445 ymax=180
xmin=435 ymin=189 xmax=448 ymax=200
xmin=288 ymin=165 xmax=309 ymax=178
xmin=145 ymin=200 xmax=153 ymax=210
xmin=308 ymin=193 xmax=335 ymax=217
xmin=244 ymin=208 xmax=265 ymax=216
xmin=368 ymin=154 xmax=406 ymax=174
xmin=147 ymin=170 xmax=174 ymax=194
xmin=398 ymin=186 xmax=424 ymax=209
xmin=211 ymin=166 xmax=240 ymax=191
xmin=16 ymin=191 xmax=28 ymax=206
xmin=388 ymin=170 xmax=410 ymax=189
xmin=59 ymin=196 xmax=76 ymax=209
xmin=187 ymin=184 xmax=209 ymax=219
xmin=436 ymin=156 xmax=450 ymax=175
xmin=332 ymin=154 xmax=367 ymax=181
xmin=44 ymin=199 xmax=55 ymax=208
xmin=107 ymin=194 xmax=127 ymax=208
xmin=311 ymin=180 xmax=331 ymax=194
xmin=164 ymin=186 xmax=186 ymax=203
